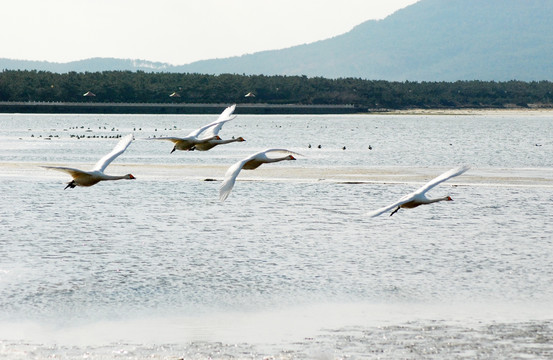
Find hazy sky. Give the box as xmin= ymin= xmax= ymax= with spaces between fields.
xmin=2 ymin=0 xmax=419 ymax=65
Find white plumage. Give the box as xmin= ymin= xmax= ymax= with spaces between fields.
xmin=42 ymin=134 xmax=136 ymax=189
xmin=149 ymin=104 xmax=241 ymax=152
xmin=367 ymin=165 xmax=470 ymax=217
xmin=219 ymin=148 xmax=302 ymax=202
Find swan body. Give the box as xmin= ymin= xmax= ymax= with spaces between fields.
xmin=153 ymin=135 xmax=221 ymax=153
xmin=150 ymin=104 xmax=241 ymax=152
xmin=367 ymin=165 xmax=470 ymax=217
xmin=42 ymin=134 xmax=136 ymax=189
xmin=219 ymin=148 xmax=302 ymax=201
xmin=191 ymin=104 xmax=245 ymax=151
xmin=193 ymin=137 xmax=246 ymax=151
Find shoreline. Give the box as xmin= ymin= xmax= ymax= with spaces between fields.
xmin=1 ymin=101 xmax=552 ymax=115
xmin=384 ymin=107 xmax=553 ymax=116
xmin=0 ymin=101 xmax=361 ymax=115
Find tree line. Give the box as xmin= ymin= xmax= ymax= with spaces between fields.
xmin=1 ymin=70 xmax=552 ymax=109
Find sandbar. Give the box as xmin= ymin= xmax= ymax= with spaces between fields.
xmin=3 ymin=162 xmax=553 ymax=187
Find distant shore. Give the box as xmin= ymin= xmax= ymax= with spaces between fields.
xmin=385 ymin=108 xmax=553 ymax=116
xmin=1 ymin=101 xmax=552 ymax=115
xmin=0 ymin=101 xmax=362 ymax=115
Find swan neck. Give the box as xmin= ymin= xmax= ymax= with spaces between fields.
xmin=428 ymin=196 xmax=450 ymax=204
xmin=267 ymin=156 xmax=291 ymax=163
xmin=217 ymin=138 xmax=239 ymax=144
xmin=101 ymin=174 xmax=129 ymax=181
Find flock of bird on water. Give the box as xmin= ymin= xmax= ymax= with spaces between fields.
xmin=42 ymin=104 xmax=470 ymax=217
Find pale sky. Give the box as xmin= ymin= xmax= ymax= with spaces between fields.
xmin=2 ymin=0 xmax=419 ymax=65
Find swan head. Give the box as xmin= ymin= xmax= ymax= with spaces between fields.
xmin=446 ymin=196 xmax=453 ymax=201
xmin=288 ymin=155 xmax=296 ymax=161
xmin=126 ymin=174 xmax=136 ymax=180
xmin=236 ymin=137 xmax=246 ymax=142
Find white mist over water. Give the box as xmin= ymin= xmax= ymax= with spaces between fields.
xmin=1 ymin=113 xmax=553 ymax=358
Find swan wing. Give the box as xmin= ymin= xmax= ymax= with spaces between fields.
xmin=366 ymin=192 xmax=416 ymax=218
xmin=145 ymin=136 xmax=184 ymax=143
xmin=42 ymin=166 xmax=89 ymax=178
xmin=219 ymin=156 xmax=252 ymax=202
xmin=414 ymin=165 xmax=470 ymax=195
xmin=366 ymin=165 xmax=469 ymax=217
xmin=217 ymin=104 xmax=237 ymax=121
xmin=219 ymin=148 xmax=302 ymax=201
xmin=199 ymin=116 xmax=237 ymax=139
xmin=189 ymin=104 xmax=237 ymax=138
xmin=260 ymin=148 xmax=304 ymax=159
xmin=91 ymin=134 xmax=134 ymax=172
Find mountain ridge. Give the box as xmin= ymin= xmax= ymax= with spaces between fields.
xmin=0 ymin=57 xmax=172 ymax=73
xmin=2 ymin=0 xmax=551 ymax=81
xmin=177 ymin=0 xmax=552 ymax=81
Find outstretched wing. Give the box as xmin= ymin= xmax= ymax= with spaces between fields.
xmin=219 ymin=155 xmax=253 ymax=202
xmin=218 ymin=104 xmax=237 ymax=120
xmin=366 ymin=165 xmax=470 ymax=218
xmin=261 ymin=148 xmax=304 ymax=159
xmin=366 ymin=192 xmax=416 ymax=218
xmin=145 ymin=136 xmax=184 ymax=143
xmin=92 ymin=134 xmax=134 ymax=172
xmin=414 ymin=165 xmax=470 ymax=196
xmin=189 ymin=104 xmax=237 ymax=138
xmin=219 ymin=148 xmax=302 ymax=202
xmin=199 ymin=116 xmax=237 ymax=139
xmin=41 ymin=166 xmax=88 ymax=179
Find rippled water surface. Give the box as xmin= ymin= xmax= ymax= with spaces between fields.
xmin=1 ymin=112 xmax=553 ymax=359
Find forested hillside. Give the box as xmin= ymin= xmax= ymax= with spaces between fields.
xmin=1 ymin=70 xmax=553 ymax=110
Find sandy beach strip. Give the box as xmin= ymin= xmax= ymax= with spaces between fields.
xmin=384 ymin=108 xmax=553 ymax=116
xmin=3 ymin=162 xmax=553 ymax=187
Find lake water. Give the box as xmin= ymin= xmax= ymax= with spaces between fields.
xmin=1 ymin=112 xmax=553 ymax=359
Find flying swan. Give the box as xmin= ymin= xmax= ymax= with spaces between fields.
xmin=42 ymin=134 xmax=136 ymax=189
xmin=191 ymin=104 xmax=246 ymax=151
xmin=219 ymin=148 xmax=302 ymax=201
xmin=149 ymin=104 xmax=241 ymax=152
xmin=366 ymin=165 xmax=470 ymax=217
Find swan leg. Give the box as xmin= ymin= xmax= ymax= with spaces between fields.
xmin=64 ymin=180 xmax=76 ymax=190
xmin=170 ymin=146 xmax=176 ymax=154
xmin=390 ymin=206 xmax=400 ymax=216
